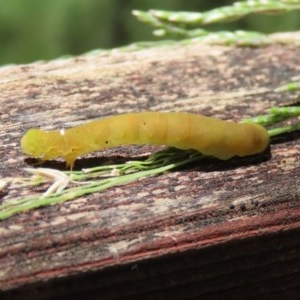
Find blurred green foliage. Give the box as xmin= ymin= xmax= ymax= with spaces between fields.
xmin=0 ymin=0 xmax=299 ymax=65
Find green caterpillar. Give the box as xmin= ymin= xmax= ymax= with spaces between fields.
xmin=21 ymin=112 xmax=270 ymax=169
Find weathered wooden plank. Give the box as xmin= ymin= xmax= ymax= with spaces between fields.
xmin=0 ymin=41 xmax=300 ymax=299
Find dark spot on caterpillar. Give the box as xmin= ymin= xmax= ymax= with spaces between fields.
xmin=105 ymin=140 xmax=109 ymax=144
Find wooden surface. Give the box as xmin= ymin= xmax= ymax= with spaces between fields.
xmin=1 ymin=41 xmax=300 ymax=299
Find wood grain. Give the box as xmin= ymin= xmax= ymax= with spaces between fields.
xmin=1 ymin=41 xmax=300 ymax=299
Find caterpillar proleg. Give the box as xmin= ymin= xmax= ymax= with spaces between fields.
xmin=21 ymin=112 xmax=270 ymax=169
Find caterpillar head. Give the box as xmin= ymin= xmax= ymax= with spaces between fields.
xmin=21 ymin=128 xmax=83 ymax=169
xmin=20 ymin=129 xmax=63 ymax=161
xmin=21 ymin=129 xmax=49 ymax=158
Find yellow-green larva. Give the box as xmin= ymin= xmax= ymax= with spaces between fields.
xmin=21 ymin=112 xmax=270 ymax=169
